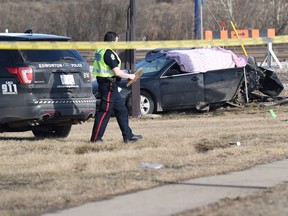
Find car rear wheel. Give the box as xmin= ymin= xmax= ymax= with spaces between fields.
xmin=127 ymin=91 xmax=154 ymax=116
xmin=32 ymin=125 xmax=72 ymax=139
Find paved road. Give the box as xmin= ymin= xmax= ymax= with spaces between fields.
xmin=43 ymin=159 xmax=288 ymax=216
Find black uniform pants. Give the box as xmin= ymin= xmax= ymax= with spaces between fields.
xmin=90 ymin=78 xmax=133 ymax=142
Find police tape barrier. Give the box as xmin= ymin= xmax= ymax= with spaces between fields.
xmin=0 ymin=35 xmax=288 ymax=50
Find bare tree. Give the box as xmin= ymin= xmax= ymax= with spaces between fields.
xmin=0 ymin=0 xmax=287 ymax=41
xmin=203 ymin=0 xmax=258 ymax=29
xmin=137 ymin=0 xmax=195 ymax=40
xmin=264 ymin=0 xmax=288 ymax=34
xmin=202 ymin=0 xmax=288 ymax=35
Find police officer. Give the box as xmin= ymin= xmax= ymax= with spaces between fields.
xmin=90 ymin=31 xmax=142 ymax=143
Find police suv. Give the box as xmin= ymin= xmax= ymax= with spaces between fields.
xmin=0 ymin=31 xmax=96 ymax=138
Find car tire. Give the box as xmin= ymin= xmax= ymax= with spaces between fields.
xmin=232 ymin=88 xmax=246 ymax=106
xmin=32 ymin=125 xmax=72 ymax=139
xmin=127 ymin=91 xmax=154 ymax=116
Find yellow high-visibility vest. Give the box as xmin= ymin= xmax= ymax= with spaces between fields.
xmin=93 ymin=49 xmax=121 ymax=77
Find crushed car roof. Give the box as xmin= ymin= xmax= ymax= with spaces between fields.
xmin=165 ymin=47 xmax=247 ymax=73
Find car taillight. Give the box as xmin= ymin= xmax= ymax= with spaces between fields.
xmin=6 ymin=67 xmax=33 ymax=84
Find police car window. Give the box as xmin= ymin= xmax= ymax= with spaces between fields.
xmin=21 ymin=50 xmax=84 ymax=62
xmin=0 ymin=50 xmax=22 ymax=66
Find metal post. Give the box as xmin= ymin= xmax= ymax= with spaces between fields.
xmin=200 ymin=0 xmax=203 ymax=39
xmin=260 ymin=42 xmax=282 ymax=69
xmin=129 ymin=0 xmax=141 ymax=117
xmin=194 ymin=0 xmax=203 ymax=39
xmin=243 ymin=67 xmax=249 ymax=103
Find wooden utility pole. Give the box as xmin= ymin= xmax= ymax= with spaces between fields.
xmin=129 ymin=0 xmax=141 ymax=117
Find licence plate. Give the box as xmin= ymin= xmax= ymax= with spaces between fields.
xmin=60 ymin=74 xmax=75 ymax=85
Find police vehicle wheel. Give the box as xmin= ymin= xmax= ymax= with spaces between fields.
xmin=32 ymin=125 xmax=72 ymax=139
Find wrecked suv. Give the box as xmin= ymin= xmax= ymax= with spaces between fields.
xmin=0 ymin=32 xmax=96 ymax=138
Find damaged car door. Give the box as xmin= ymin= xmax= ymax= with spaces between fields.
xmin=204 ymin=67 xmax=244 ymax=104
xmin=160 ymin=63 xmax=204 ymax=110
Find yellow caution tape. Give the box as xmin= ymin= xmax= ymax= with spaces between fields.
xmin=0 ymin=35 xmax=288 ymax=50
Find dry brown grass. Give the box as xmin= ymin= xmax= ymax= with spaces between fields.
xmin=1 ymin=102 xmax=288 ymax=216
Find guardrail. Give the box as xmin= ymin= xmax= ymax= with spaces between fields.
xmin=0 ymin=36 xmax=286 ymax=65
xmin=1 ymin=35 xmax=288 ymax=50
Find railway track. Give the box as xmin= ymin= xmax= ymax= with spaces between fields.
xmin=80 ymin=44 xmax=288 ymax=66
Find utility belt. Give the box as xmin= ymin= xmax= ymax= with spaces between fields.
xmin=97 ymin=76 xmax=121 ymax=83
xmin=97 ymin=76 xmax=121 ymax=91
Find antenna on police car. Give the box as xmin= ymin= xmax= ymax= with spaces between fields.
xmin=24 ymin=29 xmax=33 ymax=34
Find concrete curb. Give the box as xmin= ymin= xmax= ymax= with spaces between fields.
xmin=43 ymin=159 xmax=288 ymax=216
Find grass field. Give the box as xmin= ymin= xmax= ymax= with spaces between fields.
xmin=1 ymin=101 xmax=288 ymax=216
xmin=0 ymin=66 xmax=288 ymax=216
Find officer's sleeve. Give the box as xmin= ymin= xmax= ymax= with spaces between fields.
xmin=104 ymin=49 xmax=119 ymax=69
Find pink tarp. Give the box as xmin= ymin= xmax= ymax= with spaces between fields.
xmin=166 ymin=47 xmax=248 ymax=73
